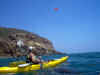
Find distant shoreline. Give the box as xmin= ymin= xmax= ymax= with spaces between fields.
xmin=0 ymin=56 xmax=12 ymax=58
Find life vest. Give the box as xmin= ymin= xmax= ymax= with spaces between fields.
xmin=26 ymin=55 xmax=37 ymax=63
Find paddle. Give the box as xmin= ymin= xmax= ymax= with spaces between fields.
xmin=18 ymin=63 xmax=30 ymax=67
xmin=9 ymin=40 xmax=26 ymax=66
xmin=12 ymin=40 xmax=44 ymax=68
xmin=16 ymin=40 xmax=27 ymax=60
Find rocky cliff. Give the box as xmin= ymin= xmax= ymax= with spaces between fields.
xmin=0 ymin=27 xmax=62 ymax=57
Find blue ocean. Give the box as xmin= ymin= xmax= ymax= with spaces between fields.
xmin=0 ymin=52 xmax=100 ymax=75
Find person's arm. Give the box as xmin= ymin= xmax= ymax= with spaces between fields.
xmin=37 ymin=56 xmax=44 ymax=63
xmin=32 ymin=57 xmax=36 ymax=62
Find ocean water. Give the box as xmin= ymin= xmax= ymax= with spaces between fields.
xmin=0 ymin=52 xmax=100 ymax=75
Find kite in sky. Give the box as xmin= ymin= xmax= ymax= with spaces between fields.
xmin=54 ymin=8 xmax=59 ymax=11
xmin=48 ymin=8 xmax=59 ymax=16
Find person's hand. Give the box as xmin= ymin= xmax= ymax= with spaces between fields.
xmin=38 ymin=56 xmax=42 ymax=59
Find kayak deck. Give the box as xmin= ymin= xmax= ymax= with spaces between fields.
xmin=0 ymin=56 xmax=69 ymax=73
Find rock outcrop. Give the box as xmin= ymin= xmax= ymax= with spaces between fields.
xmin=0 ymin=27 xmax=62 ymax=57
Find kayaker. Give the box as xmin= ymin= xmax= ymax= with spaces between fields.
xmin=26 ymin=46 xmax=43 ymax=64
xmin=17 ymin=40 xmax=24 ymax=48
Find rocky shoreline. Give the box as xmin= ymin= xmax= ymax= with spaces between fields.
xmin=0 ymin=27 xmax=63 ymax=57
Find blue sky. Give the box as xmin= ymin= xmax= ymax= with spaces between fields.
xmin=0 ymin=0 xmax=100 ymax=53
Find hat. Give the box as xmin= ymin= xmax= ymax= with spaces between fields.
xmin=29 ymin=46 xmax=33 ymax=50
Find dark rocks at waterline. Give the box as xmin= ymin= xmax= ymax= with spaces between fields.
xmin=0 ymin=27 xmax=63 ymax=57
xmin=54 ymin=68 xmax=81 ymax=74
xmin=54 ymin=68 xmax=72 ymax=73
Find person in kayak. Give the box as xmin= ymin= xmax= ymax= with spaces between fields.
xmin=26 ymin=46 xmax=43 ymax=64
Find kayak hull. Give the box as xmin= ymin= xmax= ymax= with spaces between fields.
xmin=0 ymin=56 xmax=69 ymax=73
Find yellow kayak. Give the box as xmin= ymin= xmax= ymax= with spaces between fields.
xmin=0 ymin=56 xmax=69 ymax=73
